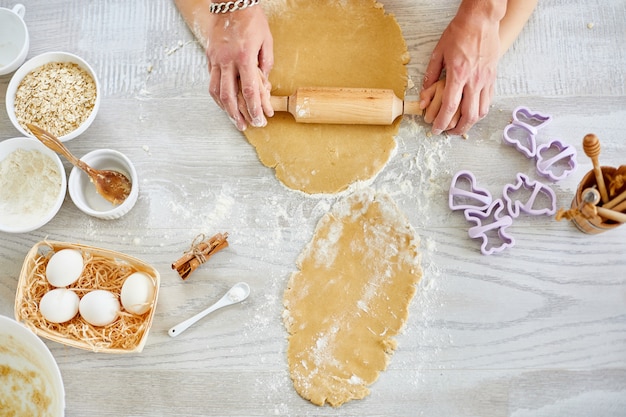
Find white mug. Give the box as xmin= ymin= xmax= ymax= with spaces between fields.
xmin=0 ymin=4 xmax=29 ymax=76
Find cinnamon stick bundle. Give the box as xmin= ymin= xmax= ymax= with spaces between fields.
xmin=172 ymin=233 xmax=229 ymax=280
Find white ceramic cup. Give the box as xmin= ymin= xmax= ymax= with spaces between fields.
xmin=0 ymin=4 xmax=28 ymax=76
xmin=68 ymin=149 xmax=139 ymax=220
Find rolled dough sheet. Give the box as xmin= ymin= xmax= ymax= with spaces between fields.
xmin=283 ymin=187 xmax=422 ymax=406
xmin=246 ymin=0 xmax=409 ymax=195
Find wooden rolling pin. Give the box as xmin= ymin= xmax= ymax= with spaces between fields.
xmin=269 ymin=87 xmax=421 ymax=125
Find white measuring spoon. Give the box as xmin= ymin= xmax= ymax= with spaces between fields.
xmin=168 ymin=282 xmax=250 ymax=337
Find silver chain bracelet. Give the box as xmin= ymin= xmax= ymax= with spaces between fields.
xmin=209 ymin=0 xmax=260 ymax=14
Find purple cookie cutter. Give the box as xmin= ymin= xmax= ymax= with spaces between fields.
xmin=535 ymin=139 xmax=578 ymax=181
xmin=449 ymin=170 xmax=493 ymax=211
xmin=503 ymin=173 xmax=557 ymax=218
xmin=464 ymin=199 xmax=515 ymax=255
xmin=502 ymin=106 xmax=552 ymax=158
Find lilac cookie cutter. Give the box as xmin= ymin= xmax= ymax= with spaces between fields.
xmin=535 ymin=139 xmax=578 ymax=181
xmin=503 ymin=173 xmax=557 ymax=218
xmin=464 ymin=199 xmax=515 ymax=255
xmin=449 ymin=170 xmax=493 ymax=211
xmin=502 ymin=106 xmax=552 ymax=158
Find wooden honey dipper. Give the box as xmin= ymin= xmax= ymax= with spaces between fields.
xmin=582 ymin=134 xmax=610 ymax=204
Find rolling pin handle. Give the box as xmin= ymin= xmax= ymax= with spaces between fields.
xmin=270 ymin=95 xmax=288 ymax=113
xmin=403 ymin=100 xmax=422 ymax=117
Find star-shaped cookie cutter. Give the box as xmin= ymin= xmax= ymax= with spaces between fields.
xmin=503 ymin=173 xmax=557 ymax=218
xmin=464 ymin=199 xmax=515 ymax=255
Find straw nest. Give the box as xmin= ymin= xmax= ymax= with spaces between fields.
xmin=14 ymin=241 xmax=160 ymax=353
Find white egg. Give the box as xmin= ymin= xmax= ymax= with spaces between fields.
xmin=79 ymin=290 xmax=120 ymax=326
xmin=120 ymin=272 xmax=155 ymax=315
xmin=39 ymin=289 xmax=80 ymax=323
xmin=46 ymin=249 xmax=84 ymax=287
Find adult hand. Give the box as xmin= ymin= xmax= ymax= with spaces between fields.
xmin=206 ymin=6 xmax=274 ymax=131
xmin=420 ymin=1 xmax=505 ymax=136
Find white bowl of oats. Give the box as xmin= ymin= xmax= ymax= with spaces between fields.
xmin=0 ymin=137 xmax=67 ymax=233
xmin=6 ymin=51 xmax=100 ymax=142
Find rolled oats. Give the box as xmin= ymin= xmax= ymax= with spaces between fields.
xmin=14 ymin=62 xmax=97 ymax=137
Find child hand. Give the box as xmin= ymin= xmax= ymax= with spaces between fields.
xmin=419 ymin=79 xmax=461 ymax=135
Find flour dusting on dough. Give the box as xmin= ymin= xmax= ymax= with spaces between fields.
xmin=283 ymin=187 xmax=422 ymax=407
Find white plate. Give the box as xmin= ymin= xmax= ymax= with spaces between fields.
xmin=0 ymin=315 xmax=65 ymax=416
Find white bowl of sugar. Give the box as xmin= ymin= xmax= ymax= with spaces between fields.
xmin=0 ymin=137 xmax=67 ymax=233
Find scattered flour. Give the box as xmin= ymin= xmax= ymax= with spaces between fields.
xmin=137 ymin=115 xmax=450 ymax=411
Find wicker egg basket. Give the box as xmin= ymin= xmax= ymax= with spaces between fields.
xmin=14 ymin=241 xmax=160 ymax=353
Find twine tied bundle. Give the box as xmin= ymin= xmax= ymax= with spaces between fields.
xmin=171 ymin=233 xmax=229 ymax=280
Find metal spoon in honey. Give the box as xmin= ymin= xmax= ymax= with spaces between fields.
xmin=27 ymin=124 xmax=131 ymax=205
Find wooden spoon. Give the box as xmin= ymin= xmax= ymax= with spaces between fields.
xmin=27 ymin=124 xmax=131 ymax=205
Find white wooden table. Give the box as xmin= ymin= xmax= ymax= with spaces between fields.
xmin=1 ymin=1 xmax=625 ymax=415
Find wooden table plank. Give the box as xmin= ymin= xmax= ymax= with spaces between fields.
xmin=0 ymin=0 xmax=624 ymax=415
